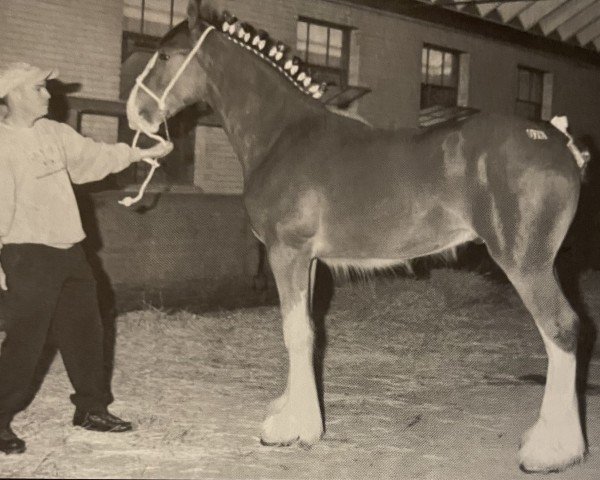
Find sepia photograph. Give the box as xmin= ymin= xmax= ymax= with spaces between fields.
xmin=0 ymin=0 xmax=600 ymax=478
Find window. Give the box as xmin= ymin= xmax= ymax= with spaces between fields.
xmin=421 ymin=45 xmax=460 ymax=110
xmin=296 ymin=18 xmax=351 ymax=89
xmin=515 ymin=66 xmax=544 ymax=121
xmin=419 ymin=45 xmax=474 ymax=128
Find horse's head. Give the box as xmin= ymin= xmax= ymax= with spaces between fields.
xmin=126 ymin=0 xmax=220 ymax=133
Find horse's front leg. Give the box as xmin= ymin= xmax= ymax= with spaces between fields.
xmin=260 ymin=244 xmax=323 ymax=446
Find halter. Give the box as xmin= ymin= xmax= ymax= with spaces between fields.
xmin=120 ymin=25 xmax=215 ymax=207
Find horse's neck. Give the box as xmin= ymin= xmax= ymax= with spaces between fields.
xmin=200 ymin=32 xmax=321 ymax=179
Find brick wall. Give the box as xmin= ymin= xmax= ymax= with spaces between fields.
xmin=194 ymin=126 xmax=243 ymax=194
xmin=0 ymin=0 xmax=123 ymax=100
xmin=79 ymin=191 xmax=265 ymax=311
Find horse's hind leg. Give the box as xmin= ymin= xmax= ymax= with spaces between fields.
xmin=494 ymin=262 xmax=586 ymax=472
xmin=260 ymin=243 xmax=323 ymax=446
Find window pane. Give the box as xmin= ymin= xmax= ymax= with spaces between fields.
xmin=530 ymin=72 xmax=542 ymax=103
xmin=421 ymin=48 xmax=428 ymax=83
xmin=297 ymin=21 xmax=308 ymax=59
xmin=328 ymin=44 xmax=343 ymax=68
xmin=427 ymin=49 xmax=443 ymax=86
xmin=443 ymin=52 xmax=458 ymax=88
xmin=426 ymin=86 xmax=457 ymax=109
xmin=328 ymin=28 xmax=343 ymax=68
xmin=307 ymin=24 xmax=328 ymax=66
xmin=518 ymin=69 xmax=530 ymax=101
xmin=329 ymin=28 xmax=342 ymax=49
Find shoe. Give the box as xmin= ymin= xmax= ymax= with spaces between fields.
xmin=73 ymin=410 xmax=133 ymax=432
xmin=0 ymin=427 xmax=25 ymax=454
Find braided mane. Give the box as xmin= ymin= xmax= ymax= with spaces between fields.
xmin=159 ymin=13 xmax=329 ymax=100
xmin=217 ymin=11 xmax=328 ymax=101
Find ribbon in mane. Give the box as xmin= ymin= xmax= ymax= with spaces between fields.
xmin=219 ymin=13 xmax=328 ymax=100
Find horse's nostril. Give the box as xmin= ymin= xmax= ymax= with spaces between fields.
xmin=139 ymin=107 xmax=153 ymax=122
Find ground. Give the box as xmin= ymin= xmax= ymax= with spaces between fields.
xmin=1 ymin=268 xmax=600 ymax=479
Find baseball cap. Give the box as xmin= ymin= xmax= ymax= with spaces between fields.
xmin=0 ymin=62 xmax=59 ymax=97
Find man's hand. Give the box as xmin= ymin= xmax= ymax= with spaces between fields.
xmin=0 ymin=262 xmax=6 ymax=291
xmin=132 ymin=141 xmax=174 ymax=162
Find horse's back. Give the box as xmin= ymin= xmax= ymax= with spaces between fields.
xmin=269 ymin=111 xmax=580 ymax=188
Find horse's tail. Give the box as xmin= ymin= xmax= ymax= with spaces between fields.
xmin=550 ymin=116 xmax=590 ymax=181
xmin=576 ymin=145 xmax=591 ymax=183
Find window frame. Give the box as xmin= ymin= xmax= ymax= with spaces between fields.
xmin=296 ymin=16 xmax=353 ymax=89
xmin=420 ymin=43 xmax=461 ymax=111
xmin=419 ymin=44 xmax=474 ymax=128
xmin=515 ymin=65 xmax=545 ymax=121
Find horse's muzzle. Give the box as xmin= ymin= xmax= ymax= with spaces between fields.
xmin=126 ymin=92 xmax=160 ymax=134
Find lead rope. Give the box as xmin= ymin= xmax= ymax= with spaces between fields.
xmin=120 ymin=25 xmax=215 ymax=207
xmin=118 ymin=130 xmax=164 ymax=207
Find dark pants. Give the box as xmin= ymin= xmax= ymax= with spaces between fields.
xmin=0 ymin=243 xmax=112 ymax=428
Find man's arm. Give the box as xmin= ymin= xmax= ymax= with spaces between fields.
xmin=55 ymin=121 xmax=172 ymax=184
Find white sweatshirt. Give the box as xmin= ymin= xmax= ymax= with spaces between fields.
xmin=0 ymin=118 xmax=136 ymax=249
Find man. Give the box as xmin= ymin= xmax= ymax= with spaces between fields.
xmin=0 ymin=62 xmax=173 ymax=454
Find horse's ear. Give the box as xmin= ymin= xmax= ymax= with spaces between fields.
xmin=187 ymin=0 xmax=201 ymax=31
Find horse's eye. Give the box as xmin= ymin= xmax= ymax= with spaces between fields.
xmin=158 ymin=52 xmax=170 ymax=61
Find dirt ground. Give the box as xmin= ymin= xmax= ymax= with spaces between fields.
xmin=1 ymin=268 xmax=600 ymax=479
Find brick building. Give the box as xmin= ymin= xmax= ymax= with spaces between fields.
xmin=1 ymin=0 xmax=600 ymax=309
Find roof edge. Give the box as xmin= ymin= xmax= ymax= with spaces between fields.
xmin=336 ymin=0 xmax=600 ymax=67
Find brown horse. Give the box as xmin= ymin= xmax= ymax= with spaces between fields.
xmin=126 ymin=0 xmax=587 ymax=472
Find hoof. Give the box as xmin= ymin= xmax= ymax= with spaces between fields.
xmin=519 ymin=456 xmax=584 ymax=474
xmin=518 ymin=419 xmax=586 ymax=473
xmin=519 ymin=464 xmax=561 ymax=474
xmin=259 ymin=437 xmax=298 ymax=447
xmin=0 ymin=433 xmax=26 ymax=455
xmin=260 ymin=408 xmax=323 ymax=447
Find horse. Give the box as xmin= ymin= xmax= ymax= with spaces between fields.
xmin=126 ymin=0 xmax=588 ymax=473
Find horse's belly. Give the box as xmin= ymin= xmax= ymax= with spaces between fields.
xmin=314 ymin=211 xmax=476 ymax=260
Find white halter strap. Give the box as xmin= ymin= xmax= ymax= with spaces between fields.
xmin=120 ymin=25 xmax=215 ymax=207
xmin=135 ymin=25 xmax=215 ymax=113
